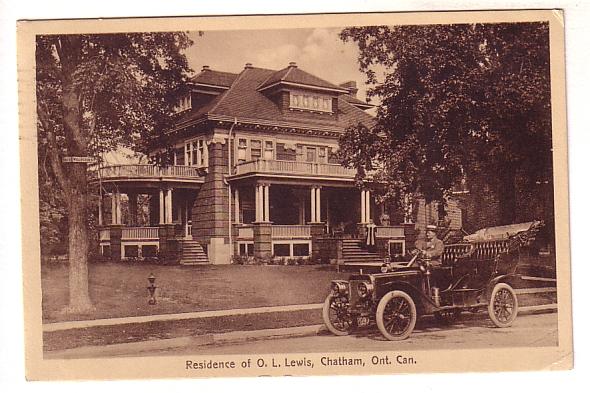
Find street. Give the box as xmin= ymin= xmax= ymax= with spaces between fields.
xmin=131 ymin=311 xmax=557 ymax=357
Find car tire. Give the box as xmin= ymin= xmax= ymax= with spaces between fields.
xmin=488 ymin=282 xmax=519 ymax=328
xmin=322 ymin=294 xmax=353 ymax=336
xmin=376 ymin=290 xmax=417 ymax=341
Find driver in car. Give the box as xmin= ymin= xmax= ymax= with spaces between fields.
xmin=417 ymin=225 xmax=445 ymax=267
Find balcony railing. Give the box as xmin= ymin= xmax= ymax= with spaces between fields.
xmin=122 ymin=226 xmax=159 ymax=240
xmin=90 ymin=164 xmax=204 ymax=181
xmin=375 ymin=226 xmax=405 ymax=238
xmin=272 ymin=225 xmax=311 ymax=239
xmin=234 ymin=159 xmax=357 ymax=178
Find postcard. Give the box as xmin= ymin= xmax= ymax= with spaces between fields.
xmin=17 ymin=9 xmax=571 ymax=380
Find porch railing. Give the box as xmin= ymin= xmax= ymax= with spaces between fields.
xmin=236 ymin=225 xmax=254 ymax=239
xmin=375 ymin=226 xmax=405 ymax=238
xmin=91 ymin=164 xmax=203 ymax=180
xmin=99 ymin=228 xmax=110 ymax=241
xmin=121 ymin=226 xmax=159 ymax=240
xmin=272 ymin=225 xmax=311 ymax=239
xmin=235 ymin=159 xmax=356 ymax=178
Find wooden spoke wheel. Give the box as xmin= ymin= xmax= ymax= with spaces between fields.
xmin=376 ymin=290 xmax=417 ymax=341
xmin=322 ymin=294 xmax=354 ymax=336
xmin=488 ymin=283 xmax=519 ymax=328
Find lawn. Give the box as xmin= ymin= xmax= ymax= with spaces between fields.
xmin=41 ymin=262 xmax=348 ymax=323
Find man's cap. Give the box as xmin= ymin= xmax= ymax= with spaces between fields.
xmin=426 ymin=224 xmax=437 ymax=231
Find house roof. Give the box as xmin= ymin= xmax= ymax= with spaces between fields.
xmin=189 ymin=68 xmax=238 ymax=88
xmin=173 ymin=65 xmax=375 ymax=133
xmin=257 ymin=64 xmax=349 ymax=93
xmin=340 ymin=93 xmax=375 ymax=109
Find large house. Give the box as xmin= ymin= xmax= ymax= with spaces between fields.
xmin=91 ymin=62 xmax=462 ymax=265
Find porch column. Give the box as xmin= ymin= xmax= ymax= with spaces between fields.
xmin=255 ymin=184 xmax=262 ymax=222
xmin=111 ymin=191 xmax=122 ymax=225
xmin=159 ymin=189 xmax=165 ymax=224
xmin=234 ymin=188 xmax=240 ymax=224
xmin=315 ymin=186 xmax=321 ymax=223
xmin=310 ymin=187 xmax=316 ymax=222
xmin=365 ymin=189 xmax=371 ymax=223
xmin=98 ymin=195 xmax=103 ymax=226
xmin=165 ymin=188 xmax=173 ymax=224
xmin=264 ymin=184 xmax=270 ymax=222
xmin=128 ymin=192 xmax=138 ymax=226
xmin=360 ymin=189 xmax=366 ymax=224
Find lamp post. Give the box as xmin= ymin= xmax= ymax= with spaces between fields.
xmin=147 ymin=273 xmax=157 ymax=305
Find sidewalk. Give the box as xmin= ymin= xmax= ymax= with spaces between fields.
xmin=45 ymin=304 xmax=557 ymax=359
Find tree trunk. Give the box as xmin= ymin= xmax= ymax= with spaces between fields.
xmin=65 ymin=162 xmax=94 ymax=313
xmin=498 ymin=164 xmax=517 ymax=225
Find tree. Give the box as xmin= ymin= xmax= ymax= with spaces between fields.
xmin=36 ymin=33 xmax=193 ymax=313
xmin=339 ymin=23 xmax=552 ymax=225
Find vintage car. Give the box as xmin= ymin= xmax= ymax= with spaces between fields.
xmin=323 ymin=221 xmax=544 ymax=340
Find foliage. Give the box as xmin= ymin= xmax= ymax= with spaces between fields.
xmin=339 ymin=23 xmax=552 ymax=223
xmin=35 ymin=32 xmax=193 ymax=311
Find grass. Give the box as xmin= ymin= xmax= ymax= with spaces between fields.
xmin=41 ymin=262 xmax=348 ymax=323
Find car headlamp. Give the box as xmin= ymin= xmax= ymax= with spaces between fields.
xmin=332 ymin=282 xmax=348 ymax=296
xmin=357 ymin=282 xmax=374 ymax=298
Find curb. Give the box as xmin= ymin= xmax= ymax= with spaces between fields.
xmin=44 ymin=303 xmax=324 ymax=332
xmin=45 ymin=324 xmax=326 ymax=359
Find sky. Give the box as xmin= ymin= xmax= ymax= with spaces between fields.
xmin=184 ymin=27 xmax=372 ymax=103
xmin=106 ymin=27 xmax=374 ymax=164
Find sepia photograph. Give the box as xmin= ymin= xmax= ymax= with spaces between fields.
xmin=16 ymin=9 xmax=571 ymax=381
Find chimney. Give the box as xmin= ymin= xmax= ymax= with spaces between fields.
xmin=339 ymin=81 xmax=358 ymax=98
xmin=288 ymin=62 xmax=298 ymax=68
xmin=244 ymin=63 xmax=253 ymax=69
xmin=201 ymin=65 xmax=210 ymax=72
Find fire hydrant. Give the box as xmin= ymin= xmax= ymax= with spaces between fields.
xmin=147 ymin=273 xmax=157 ymax=305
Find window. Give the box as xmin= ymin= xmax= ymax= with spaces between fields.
xmin=176 ymin=94 xmax=192 ymax=112
xmin=237 ymin=139 xmax=248 ymax=163
xmin=388 ymin=240 xmax=406 ymax=258
xmin=293 ymin=243 xmax=310 ymax=257
xmin=124 ymin=245 xmax=139 ymax=258
xmin=196 ymin=140 xmax=206 ymax=167
xmin=184 ymin=138 xmax=208 ymax=168
xmin=289 ymin=91 xmax=333 ymax=113
xmin=251 ymin=140 xmax=262 ymax=160
xmin=142 ymin=245 xmax=158 ymax=258
xmin=306 ymin=147 xmax=317 ymax=163
xmin=318 ymin=147 xmax=327 ymax=163
xmin=273 ymin=244 xmax=291 ymax=257
xmin=264 ymin=141 xmax=274 ymax=160
xmin=239 ymin=242 xmax=254 ymax=256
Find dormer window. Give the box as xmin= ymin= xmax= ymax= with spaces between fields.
xmin=289 ymin=91 xmax=332 ymax=113
xmin=176 ymin=94 xmax=192 ymax=113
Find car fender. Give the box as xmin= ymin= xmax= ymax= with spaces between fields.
xmin=484 ymin=273 xmax=520 ymax=300
xmin=378 ymin=281 xmax=433 ymax=315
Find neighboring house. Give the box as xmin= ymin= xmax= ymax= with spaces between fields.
xmin=91 ymin=62 xmax=459 ymax=265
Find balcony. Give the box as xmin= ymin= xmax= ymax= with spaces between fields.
xmin=89 ymin=164 xmax=205 ymax=184
xmin=233 ymin=159 xmax=357 ymax=180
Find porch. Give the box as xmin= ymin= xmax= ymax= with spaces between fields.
xmin=230 ymin=179 xmax=414 ymax=260
xmin=92 ymin=165 xmax=203 ymax=262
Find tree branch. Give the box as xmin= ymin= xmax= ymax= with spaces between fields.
xmin=37 ymin=101 xmax=71 ymax=202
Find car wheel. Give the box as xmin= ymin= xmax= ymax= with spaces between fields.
xmin=376 ymin=290 xmax=417 ymax=341
xmin=434 ymin=309 xmax=461 ymax=324
xmin=322 ymin=294 xmax=353 ymax=336
xmin=488 ymin=283 xmax=519 ymax=328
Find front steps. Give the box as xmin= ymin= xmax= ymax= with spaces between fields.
xmin=341 ymin=239 xmax=383 ymax=264
xmin=179 ymin=239 xmax=209 ymax=265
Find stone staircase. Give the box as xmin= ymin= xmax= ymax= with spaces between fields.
xmin=341 ymin=239 xmax=383 ymax=264
xmin=179 ymin=239 xmax=209 ymax=265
